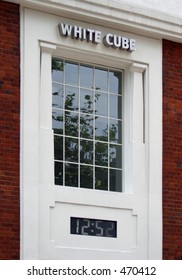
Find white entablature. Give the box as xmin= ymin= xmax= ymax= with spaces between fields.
xmin=6 ymin=0 xmax=182 ymax=42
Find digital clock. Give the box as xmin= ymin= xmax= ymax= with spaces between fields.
xmin=70 ymin=217 xmax=117 ymax=238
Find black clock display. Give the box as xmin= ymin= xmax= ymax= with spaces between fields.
xmin=70 ymin=217 xmax=117 ymax=238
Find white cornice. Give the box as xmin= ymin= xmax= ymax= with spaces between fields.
xmin=5 ymin=0 xmax=182 ymax=42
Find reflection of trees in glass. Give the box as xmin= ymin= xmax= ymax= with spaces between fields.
xmin=65 ymin=92 xmax=78 ymax=111
xmin=52 ymin=86 xmax=64 ymax=108
xmin=65 ymin=111 xmax=78 ymax=137
xmin=80 ymin=114 xmax=93 ymax=139
xmin=95 ymin=167 xmax=108 ymax=191
xmin=65 ymin=138 xmax=78 ymax=162
xmin=52 ymin=110 xmax=63 ymax=135
xmin=65 ymin=163 xmax=78 ymax=187
xmin=55 ymin=161 xmax=63 ymax=185
xmin=81 ymin=93 xmax=93 ymax=114
xmin=95 ymin=142 xmax=108 ymax=166
xmin=54 ymin=136 xmax=63 ymax=161
xmin=52 ymin=60 xmax=122 ymax=191
xmin=109 ymin=123 xmax=118 ymax=142
xmin=80 ymin=140 xmax=93 ymax=164
xmin=80 ymin=165 xmax=93 ymax=189
xmin=52 ymin=58 xmax=64 ymax=72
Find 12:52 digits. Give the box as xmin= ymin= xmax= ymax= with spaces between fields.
xmin=71 ymin=217 xmax=117 ymax=238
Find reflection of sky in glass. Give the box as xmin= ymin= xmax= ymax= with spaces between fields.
xmin=95 ymin=92 xmax=108 ymax=117
xmin=110 ymin=94 xmax=122 ymax=119
xmin=65 ymin=86 xmax=79 ymax=111
xmin=65 ymin=62 xmax=79 ymax=86
xmin=109 ymin=119 xmax=122 ymax=143
xmin=109 ymin=71 xmax=121 ymax=94
xmin=52 ymin=59 xmax=64 ymax=83
xmin=109 ymin=144 xmax=122 ymax=169
xmin=52 ymin=83 xmax=64 ymax=109
xmin=65 ymin=111 xmax=79 ymax=137
xmin=52 ymin=109 xmax=63 ymax=134
xmin=80 ymin=64 xmax=94 ymax=89
xmin=95 ymin=67 xmax=108 ymax=92
xmin=80 ymin=89 xmax=94 ymax=113
xmin=80 ymin=114 xmax=94 ymax=139
xmin=95 ymin=117 xmax=108 ymax=141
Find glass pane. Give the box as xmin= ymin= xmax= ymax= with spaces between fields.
xmin=95 ymin=92 xmax=108 ymax=117
xmin=95 ymin=167 xmax=108 ymax=191
xmin=52 ymin=59 xmax=64 ymax=83
xmin=65 ymin=163 xmax=78 ymax=187
xmin=95 ymin=67 xmax=108 ymax=92
xmin=109 ymin=70 xmax=121 ymax=94
xmin=109 ymin=144 xmax=122 ymax=169
xmin=65 ymin=111 xmax=79 ymax=137
xmin=110 ymin=169 xmax=122 ymax=192
xmin=54 ymin=136 xmax=63 ymax=161
xmin=80 ymin=64 xmax=94 ymax=89
xmin=55 ymin=161 xmax=63 ymax=185
xmin=52 ymin=58 xmax=123 ymax=193
xmin=65 ymin=137 xmax=78 ymax=162
xmin=52 ymin=83 xmax=64 ymax=109
xmin=95 ymin=116 xmax=108 ymax=142
xmin=52 ymin=109 xmax=63 ymax=135
xmin=65 ymin=86 xmax=79 ymax=111
xmin=65 ymin=61 xmax=79 ymax=86
xmin=109 ymin=119 xmax=122 ymax=144
xmin=80 ymin=114 xmax=94 ymax=139
xmin=110 ymin=94 xmax=122 ymax=119
xmin=80 ymin=89 xmax=94 ymax=114
xmin=80 ymin=165 xmax=93 ymax=189
xmin=80 ymin=140 xmax=93 ymax=164
xmin=95 ymin=142 xmax=108 ymax=166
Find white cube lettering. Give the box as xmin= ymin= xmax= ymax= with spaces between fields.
xmin=122 ymin=37 xmax=129 ymax=49
xmin=103 ymin=33 xmax=114 ymax=47
xmin=129 ymin=39 xmax=136 ymax=51
xmin=94 ymin=30 xmax=102 ymax=44
xmin=73 ymin=26 xmax=82 ymax=39
xmin=58 ymin=22 xmax=136 ymax=51
xmin=103 ymin=34 xmax=136 ymax=51
xmin=58 ymin=22 xmax=101 ymax=44
xmin=58 ymin=22 xmax=72 ymax=37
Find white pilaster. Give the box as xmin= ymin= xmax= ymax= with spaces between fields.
xmin=130 ymin=63 xmax=147 ymax=195
xmin=40 ymin=43 xmax=56 ymax=129
xmin=39 ymin=43 xmax=56 ymax=186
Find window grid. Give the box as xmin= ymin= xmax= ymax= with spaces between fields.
xmin=93 ymin=65 xmax=96 ymax=190
xmin=63 ymin=66 xmax=66 ymax=187
xmin=52 ymin=58 xmax=123 ymax=192
xmin=78 ymin=64 xmax=81 ymax=189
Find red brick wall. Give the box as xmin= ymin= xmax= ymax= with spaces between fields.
xmin=0 ymin=1 xmax=20 ymax=259
xmin=163 ymin=39 xmax=182 ymax=259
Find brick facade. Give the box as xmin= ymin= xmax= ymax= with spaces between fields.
xmin=0 ymin=1 xmax=20 ymax=259
xmin=163 ymin=39 xmax=182 ymax=260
